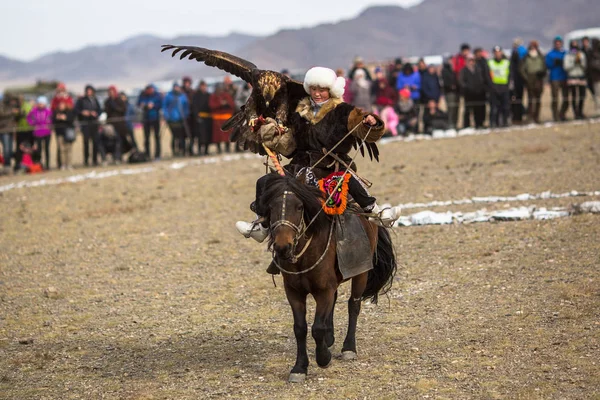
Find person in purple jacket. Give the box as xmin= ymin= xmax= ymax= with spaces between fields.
xmin=27 ymin=96 xmax=53 ymax=170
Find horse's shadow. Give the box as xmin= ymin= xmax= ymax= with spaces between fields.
xmin=7 ymin=329 xmax=293 ymax=384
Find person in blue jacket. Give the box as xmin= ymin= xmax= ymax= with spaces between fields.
xmin=546 ymin=36 xmax=569 ymax=121
xmin=162 ymin=83 xmax=190 ymax=157
xmin=396 ymin=63 xmax=421 ymax=130
xmin=137 ymin=84 xmax=163 ymax=160
xmin=120 ymin=91 xmax=139 ymax=153
xmin=396 ymin=63 xmax=421 ymax=101
xmin=420 ymin=64 xmax=442 ymax=104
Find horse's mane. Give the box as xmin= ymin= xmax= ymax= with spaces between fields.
xmin=260 ymin=174 xmax=331 ymax=235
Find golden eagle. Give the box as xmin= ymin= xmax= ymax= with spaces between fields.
xmin=161 ymin=45 xmax=307 ymax=154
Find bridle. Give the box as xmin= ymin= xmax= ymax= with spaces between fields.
xmin=270 ymin=190 xmax=334 ymax=275
xmin=270 ymin=191 xmax=311 ymax=263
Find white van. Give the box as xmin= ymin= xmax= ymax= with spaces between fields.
xmin=564 ymin=27 xmax=600 ymax=44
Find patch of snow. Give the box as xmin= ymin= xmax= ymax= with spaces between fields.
xmin=578 ymin=201 xmax=600 ymax=213
xmin=491 ymin=207 xmax=532 ymax=220
xmin=410 ymin=210 xmax=454 ymax=225
xmin=533 ymin=208 xmax=570 ymax=220
xmin=169 ymin=162 xmax=187 ymax=170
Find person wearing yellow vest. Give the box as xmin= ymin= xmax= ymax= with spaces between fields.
xmin=488 ymin=46 xmax=512 ymax=127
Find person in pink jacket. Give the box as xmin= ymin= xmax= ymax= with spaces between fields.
xmin=27 ymin=96 xmax=53 ymax=170
xmin=374 ymin=96 xmax=399 ymax=136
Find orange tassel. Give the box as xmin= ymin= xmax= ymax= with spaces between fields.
xmin=319 ymin=172 xmax=350 ymax=215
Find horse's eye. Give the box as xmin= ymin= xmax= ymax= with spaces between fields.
xmin=296 ymin=204 xmax=303 ymax=211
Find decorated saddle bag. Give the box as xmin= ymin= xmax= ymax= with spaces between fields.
xmin=318 ymin=171 xmax=351 ymax=215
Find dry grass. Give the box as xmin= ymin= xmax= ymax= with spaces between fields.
xmin=521 ymin=144 xmax=550 ymax=154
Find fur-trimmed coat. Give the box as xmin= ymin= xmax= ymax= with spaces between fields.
xmin=285 ymin=97 xmax=384 ymax=176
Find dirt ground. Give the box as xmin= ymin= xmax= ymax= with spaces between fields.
xmin=0 ymin=121 xmax=599 ymax=399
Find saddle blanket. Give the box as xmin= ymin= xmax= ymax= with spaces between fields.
xmin=336 ymin=212 xmax=373 ymax=280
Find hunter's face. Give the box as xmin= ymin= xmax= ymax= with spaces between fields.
xmin=310 ymin=86 xmax=330 ymax=103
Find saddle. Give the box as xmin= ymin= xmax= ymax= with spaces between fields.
xmin=319 ymin=171 xmax=373 ymax=279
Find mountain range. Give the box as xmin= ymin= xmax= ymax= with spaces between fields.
xmin=1 ymin=0 xmax=598 ymax=89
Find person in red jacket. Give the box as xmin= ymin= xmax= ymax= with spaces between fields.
xmin=209 ymin=83 xmax=235 ymax=153
xmin=453 ymin=43 xmax=471 ymax=80
xmin=50 ymin=83 xmax=74 ymax=111
xmin=50 ymin=83 xmax=74 ymax=168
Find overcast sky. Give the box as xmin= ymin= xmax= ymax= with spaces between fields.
xmin=1 ymin=0 xmax=423 ymax=61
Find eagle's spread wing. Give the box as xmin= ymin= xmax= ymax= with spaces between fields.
xmin=226 ymin=106 xmax=264 ymax=155
xmin=161 ymin=45 xmax=258 ymax=83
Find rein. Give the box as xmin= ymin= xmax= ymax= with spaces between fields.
xmin=268 ymin=120 xmax=372 ymax=274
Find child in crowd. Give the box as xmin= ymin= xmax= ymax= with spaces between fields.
xmin=374 ymin=96 xmax=399 ymax=137
xmin=394 ymin=88 xmax=418 ymax=136
xmin=17 ymin=141 xmax=43 ymax=174
xmin=423 ymin=99 xmax=449 ymax=134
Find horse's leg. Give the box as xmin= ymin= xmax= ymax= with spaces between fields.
xmin=341 ymin=272 xmax=368 ymax=360
xmin=285 ymin=285 xmax=309 ymax=383
xmin=312 ymin=289 xmax=336 ymax=368
xmin=326 ymin=290 xmax=337 ymax=349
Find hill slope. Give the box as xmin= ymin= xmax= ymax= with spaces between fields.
xmin=1 ymin=0 xmax=598 ymax=86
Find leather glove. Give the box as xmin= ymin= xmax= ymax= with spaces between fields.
xmin=257 ymin=117 xmax=279 ymax=144
xmin=258 ymin=117 xmax=296 ymax=156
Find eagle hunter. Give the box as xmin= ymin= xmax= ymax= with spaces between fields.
xmin=161 ymin=45 xmax=379 ymax=160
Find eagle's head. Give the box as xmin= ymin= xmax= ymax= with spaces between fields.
xmin=257 ymin=71 xmax=284 ymax=108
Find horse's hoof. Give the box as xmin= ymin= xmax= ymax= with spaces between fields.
xmin=317 ymin=354 xmax=332 ymax=369
xmin=288 ymin=373 xmax=306 ymax=383
xmin=341 ymin=351 xmax=357 ymax=360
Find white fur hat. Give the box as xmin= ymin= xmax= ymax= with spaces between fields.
xmin=303 ymin=67 xmax=346 ymax=99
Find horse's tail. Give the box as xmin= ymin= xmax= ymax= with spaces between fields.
xmin=362 ymin=226 xmax=397 ymax=304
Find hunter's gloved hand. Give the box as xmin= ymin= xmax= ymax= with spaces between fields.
xmin=257 ymin=117 xmax=296 ymax=157
xmin=257 ymin=117 xmax=279 ymax=145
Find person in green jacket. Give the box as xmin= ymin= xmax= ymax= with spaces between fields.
xmin=519 ymin=40 xmax=548 ymax=123
xmin=15 ymin=96 xmax=34 ymax=171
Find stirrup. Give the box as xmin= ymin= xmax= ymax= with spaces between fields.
xmin=369 ymin=204 xmax=400 ymax=228
xmin=235 ymin=220 xmax=269 ymax=243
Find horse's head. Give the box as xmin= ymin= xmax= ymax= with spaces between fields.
xmin=261 ymin=174 xmax=329 ymax=262
xmin=269 ymin=190 xmax=304 ymax=260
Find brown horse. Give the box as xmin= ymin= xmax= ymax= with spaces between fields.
xmin=261 ymin=174 xmax=397 ymax=383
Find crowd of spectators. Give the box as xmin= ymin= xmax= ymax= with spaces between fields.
xmin=344 ymin=36 xmax=600 ymax=136
xmin=0 ymin=76 xmax=254 ymax=174
xmin=1 ymin=35 xmax=599 ymax=174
